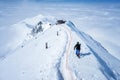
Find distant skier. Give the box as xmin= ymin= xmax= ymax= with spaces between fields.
xmin=57 ymin=31 xmax=59 ymax=36
xmin=45 ymin=42 xmax=48 ymax=49
xmin=74 ymin=42 xmax=81 ymax=58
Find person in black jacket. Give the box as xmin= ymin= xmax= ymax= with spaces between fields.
xmin=74 ymin=42 xmax=81 ymax=58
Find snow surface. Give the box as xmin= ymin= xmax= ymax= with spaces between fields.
xmin=0 ymin=15 xmax=120 ymax=80
xmin=0 ymin=3 xmax=120 ymax=60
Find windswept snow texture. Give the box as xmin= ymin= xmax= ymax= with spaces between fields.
xmin=0 ymin=15 xmax=120 ymax=80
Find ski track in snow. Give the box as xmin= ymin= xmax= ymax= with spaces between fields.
xmin=59 ymin=25 xmax=76 ymax=80
xmin=0 ymin=15 xmax=120 ymax=80
xmin=67 ymin=21 xmax=120 ymax=80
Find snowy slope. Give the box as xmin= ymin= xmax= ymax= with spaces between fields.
xmin=67 ymin=21 xmax=120 ymax=80
xmin=0 ymin=15 xmax=120 ymax=80
xmin=0 ymin=2 xmax=120 ymax=61
xmin=0 ymin=15 xmax=55 ymax=58
xmin=0 ymin=17 xmax=68 ymax=80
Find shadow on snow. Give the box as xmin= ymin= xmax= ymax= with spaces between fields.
xmin=80 ymin=52 xmax=91 ymax=57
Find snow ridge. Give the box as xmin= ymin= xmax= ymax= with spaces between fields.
xmin=89 ymin=46 xmax=116 ymax=80
xmin=67 ymin=21 xmax=120 ymax=80
xmin=1 ymin=14 xmax=120 ymax=80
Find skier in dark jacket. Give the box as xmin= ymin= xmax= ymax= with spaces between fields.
xmin=74 ymin=42 xmax=81 ymax=58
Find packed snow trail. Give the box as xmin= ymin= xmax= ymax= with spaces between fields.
xmin=64 ymin=23 xmax=107 ymax=80
xmin=0 ymin=15 xmax=120 ymax=80
xmin=67 ymin=21 xmax=120 ymax=80
xmin=59 ymin=24 xmax=76 ymax=80
xmin=59 ymin=24 xmax=106 ymax=80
